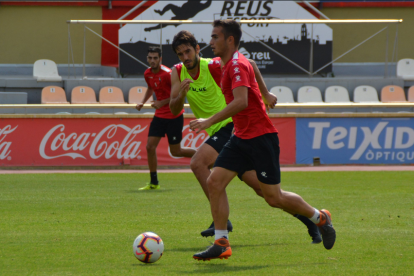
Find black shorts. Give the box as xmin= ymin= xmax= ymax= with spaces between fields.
xmin=148 ymin=114 xmax=183 ymax=145
xmin=214 ymin=132 xmax=281 ymax=185
xmin=204 ymin=122 xmax=246 ymax=181
xmin=205 ymin=122 xmax=234 ymax=154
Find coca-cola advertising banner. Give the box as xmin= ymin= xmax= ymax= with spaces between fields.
xmin=0 ymin=118 xmax=296 ymax=166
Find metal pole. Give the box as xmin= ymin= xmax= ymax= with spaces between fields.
xmin=160 ymin=24 xmax=163 ymax=55
xmin=302 ymin=1 xmax=330 ymax=20
xmin=68 ymin=25 xmax=76 ymax=78
xmin=118 ymin=1 xmax=148 ymax=28
xmin=312 ymin=26 xmax=388 ymax=75
xmin=83 ymin=24 xmax=86 ymax=79
xmin=385 ymin=25 xmax=389 ymax=78
xmin=309 ymin=24 xmax=314 ymax=77
xmin=395 ymin=24 xmax=399 ymax=66
xmin=85 ymin=26 xmax=149 ymax=68
xmin=68 ymin=23 xmax=70 ymax=78
xmin=69 ymin=19 xmax=403 ymax=25
xmin=118 ymin=1 xmax=148 ymax=20
xmin=391 ymin=24 xmax=399 ymax=63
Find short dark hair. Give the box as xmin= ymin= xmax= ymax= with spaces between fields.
xmin=172 ymin=30 xmax=198 ymax=53
xmin=148 ymin=46 xmax=161 ymax=57
xmin=213 ymin=19 xmax=242 ymax=48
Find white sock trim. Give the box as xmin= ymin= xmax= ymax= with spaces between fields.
xmin=215 ymin=230 xmax=229 ymax=241
xmin=309 ymin=208 xmax=320 ymax=224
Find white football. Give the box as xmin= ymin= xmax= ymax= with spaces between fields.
xmin=133 ymin=232 xmax=164 ymax=263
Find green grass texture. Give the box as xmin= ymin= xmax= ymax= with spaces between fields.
xmin=1 ymin=171 xmax=413 ymax=276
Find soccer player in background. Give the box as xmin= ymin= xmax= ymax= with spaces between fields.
xmin=136 ymin=47 xmax=196 ymax=190
xmin=169 ymin=31 xmax=322 ymax=244
xmin=190 ymin=20 xmax=336 ymax=260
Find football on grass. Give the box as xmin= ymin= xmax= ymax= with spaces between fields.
xmin=133 ymin=232 xmax=164 ymax=263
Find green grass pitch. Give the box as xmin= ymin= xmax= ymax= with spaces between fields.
xmin=1 ymin=171 xmax=413 ymax=275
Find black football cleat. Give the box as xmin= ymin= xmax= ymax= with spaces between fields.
xmin=200 ymin=220 xmax=233 ymax=237
xmin=193 ymin=238 xmax=232 ymax=261
xmin=295 ymin=214 xmax=322 ymax=244
xmin=317 ymin=209 xmax=336 ymax=250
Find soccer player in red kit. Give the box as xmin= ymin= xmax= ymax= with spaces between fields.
xmin=170 ymin=30 xmax=321 ymax=243
xmin=136 ymin=47 xmax=195 ymax=190
xmin=190 ymin=20 xmax=336 ymax=260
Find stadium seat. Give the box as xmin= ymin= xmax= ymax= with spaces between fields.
xmin=380 ymin=85 xmax=406 ymax=103
xmin=324 ymin=86 xmax=350 ymax=103
xmin=33 ymin=59 xmax=62 ymax=82
xmin=99 ymin=86 xmax=126 ymax=104
xmin=297 ymin=86 xmax=323 ymax=103
xmin=71 ymin=86 xmax=98 ymax=104
xmin=396 ymin=58 xmax=414 ymax=81
xmin=128 ymin=86 xmax=153 ymax=104
xmin=269 ymin=86 xmax=294 ymax=103
xmin=408 ymin=86 xmax=414 ymax=102
xmin=353 ymin=85 xmax=379 ymax=103
xmin=41 ymin=86 xmax=69 ymax=104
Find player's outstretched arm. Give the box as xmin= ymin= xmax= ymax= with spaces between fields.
xmin=136 ymin=86 xmax=154 ymax=111
xmin=248 ymin=59 xmax=277 ymax=111
xmin=169 ymin=67 xmax=192 ymax=115
xmin=190 ymin=86 xmax=248 ymax=133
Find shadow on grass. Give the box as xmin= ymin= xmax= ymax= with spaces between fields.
xmin=131 ymin=261 xmax=328 ymax=271
xmin=179 ymin=261 xmax=329 ymax=274
xmin=180 ymin=263 xmax=270 ymax=274
xmin=125 ymin=189 xmax=174 ymax=193
xmin=130 ymin=263 xmax=268 ymax=273
xmin=168 ymin=242 xmax=288 ymax=253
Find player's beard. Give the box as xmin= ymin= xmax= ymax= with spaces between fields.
xmin=150 ymin=63 xmax=160 ymax=71
xmin=185 ymin=56 xmax=199 ymax=71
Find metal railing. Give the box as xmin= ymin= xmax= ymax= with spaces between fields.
xmin=67 ymin=19 xmax=403 ymax=79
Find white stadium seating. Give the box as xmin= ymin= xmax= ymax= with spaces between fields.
xmin=297 ymin=86 xmax=323 ymax=103
xmin=396 ymin=58 xmax=414 ymax=81
xmin=269 ymin=86 xmax=295 ymax=103
xmin=353 ymin=85 xmax=379 ymax=103
xmin=325 ymin=86 xmax=350 ymax=103
xmin=33 ymin=59 xmax=62 ymax=82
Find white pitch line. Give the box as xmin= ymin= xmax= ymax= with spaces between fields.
xmin=0 ymin=166 xmax=412 ymax=174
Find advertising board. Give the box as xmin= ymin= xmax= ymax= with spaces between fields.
xmin=296 ymin=118 xmax=414 ymax=164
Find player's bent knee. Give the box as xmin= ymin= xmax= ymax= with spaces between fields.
xmin=169 ymin=148 xmax=182 ymax=157
xmin=190 ymin=154 xmax=209 ymax=172
xmin=190 ymin=157 xmax=200 ymax=172
xmin=206 ymin=175 xmax=225 ymax=193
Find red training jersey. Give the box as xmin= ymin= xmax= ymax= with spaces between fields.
xmin=174 ymin=57 xmax=222 ymax=85
xmin=144 ymin=65 xmax=184 ymax=119
xmin=220 ymin=51 xmax=277 ymax=139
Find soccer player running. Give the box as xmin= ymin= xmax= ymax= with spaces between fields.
xmin=169 ymin=31 xmax=322 ymax=243
xmin=190 ymin=20 xmax=336 ymax=261
xmin=136 ymin=47 xmax=196 ymax=190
